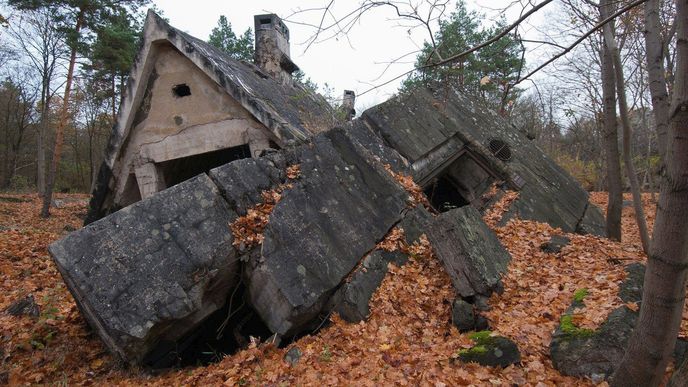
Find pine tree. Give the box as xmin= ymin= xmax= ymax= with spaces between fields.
xmin=401 ymin=1 xmax=524 ymax=111
xmin=207 ymin=15 xmax=254 ymax=62
xmin=7 ymin=0 xmax=149 ymax=217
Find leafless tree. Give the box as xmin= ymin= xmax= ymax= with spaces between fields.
xmin=6 ymin=8 xmax=67 ymax=195
xmin=0 ymin=72 xmax=36 ymax=188
xmin=612 ymin=0 xmax=688 ymax=383
xmin=601 ymin=0 xmax=651 ymax=252
xmin=644 ymin=0 xmax=672 ymax=161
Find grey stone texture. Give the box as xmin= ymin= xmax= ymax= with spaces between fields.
xmin=209 ymin=156 xmax=286 ymax=216
xmin=243 ymin=128 xmax=410 ymax=336
xmin=330 ymin=250 xmax=408 ymax=322
xmin=362 ymin=87 xmax=606 ymax=236
xmin=540 ymin=235 xmax=571 ymax=254
xmin=49 ymin=175 xmax=238 ymax=364
xmin=459 ymin=336 xmax=521 ymax=368
xmin=550 ymin=263 xmax=684 ymax=380
xmin=451 ymin=298 xmax=476 ymax=332
xmin=426 ymin=206 xmax=511 ymax=298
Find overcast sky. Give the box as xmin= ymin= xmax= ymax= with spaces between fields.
xmin=151 ymin=0 xmax=551 ymax=109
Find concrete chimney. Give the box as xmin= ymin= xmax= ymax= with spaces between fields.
xmin=342 ymin=90 xmax=356 ymax=121
xmin=254 ymin=14 xmax=299 ymax=84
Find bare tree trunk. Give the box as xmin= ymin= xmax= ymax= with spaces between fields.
xmin=111 ymin=75 xmax=116 ymax=120
xmin=611 ymin=0 xmax=688 ymax=383
xmin=669 ymin=358 xmax=688 ymax=386
xmin=36 ymin=116 xmax=46 ymax=195
xmin=602 ymin=7 xmax=651 ymax=254
xmin=641 ymin=93 xmax=658 ymax=201
xmin=41 ymin=12 xmax=82 ymax=217
xmin=599 ymin=0 xmax=623 ymax=241
xmin=645 ymin=0 xmax=671 ymax=162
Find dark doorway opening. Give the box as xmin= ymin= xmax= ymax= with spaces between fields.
xmin=158 ymin=144 xmax=251 ymax=188
xmin=142 ymin=279 xmax=274 ymax=369
xmin=423 ymin=175 xmax=470 ymax=212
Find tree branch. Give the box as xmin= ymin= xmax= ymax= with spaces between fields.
xmin=513 ymin=0 xmax=649 ymax=87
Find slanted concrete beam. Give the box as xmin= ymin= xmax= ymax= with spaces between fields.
xmin=248 ymin=127 xmax=272 ymax=158
xmin=135 ymin=162 xmax=166 ymax=199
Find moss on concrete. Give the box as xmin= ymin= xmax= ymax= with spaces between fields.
xmin=559 ymin=315 xmax=595 ymax=338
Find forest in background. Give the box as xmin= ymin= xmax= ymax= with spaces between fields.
xmin=0 ymin=0 xmax=677 ymax=196
xmin=0 ymin=0 xmax=687 ymax=384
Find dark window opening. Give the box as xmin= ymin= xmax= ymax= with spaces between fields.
xmin=424 ymin=175 xmax=470 ymax=212
xmin=260 ymin=17 xmax=272 ymax=25
xmin=172 ymin=83 xmax=191 ymax=98
xmin=158 ymin=144 xmax=251 ymax=188
xmin=488 ymin=138 xmax=512 ymax=161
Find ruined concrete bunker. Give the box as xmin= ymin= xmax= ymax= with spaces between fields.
xmin=85 ymin=11 xmax=338 ymax=224
xmin=50 ymin=10 xmax=606 ymax=367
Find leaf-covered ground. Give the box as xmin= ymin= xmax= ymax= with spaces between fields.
xmin=0 ymin=192 xmax=682 ymax=385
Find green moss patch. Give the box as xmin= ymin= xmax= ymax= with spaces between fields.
xmin=468 ymin=330 xmax=492 ymax=344
xmin=559 ymin=315 xmax=594 ymax=338
xmin=573 ymin=288 xmax=589 ymax=303
xmin=458 ymin=345 xmax=487 ymax=356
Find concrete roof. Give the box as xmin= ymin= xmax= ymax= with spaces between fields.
xmin=86 ymin=10 xmax=337 ymax=223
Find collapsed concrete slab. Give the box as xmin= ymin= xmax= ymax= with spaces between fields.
xmin=238 ymin=129 xmax=410 ymax=335
xmin=426 ymin=206 xmax=511 ymax=299
xmin=49 ymin=174 xmax=238 ymax=364
xmin=53 ymin=11 xmax=611 ymax=367
xmin=362 ymin=87 xmax=606 ymax=236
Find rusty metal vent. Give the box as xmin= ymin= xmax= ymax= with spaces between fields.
xmin=488 ymin=139 xmax=511 ymax=161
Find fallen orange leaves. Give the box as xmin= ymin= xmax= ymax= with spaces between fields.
xmin=229 ymin=165 xmax=300 ymax=249
xmin=0 ymin=191 xmax=683 ymax=386
xmin=383 ymin=164 xmax=434 ymax=211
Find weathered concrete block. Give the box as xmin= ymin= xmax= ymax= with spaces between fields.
xmin=362 ymin=87 xmax=606 ymax=236
xmin=459 ymin=335 xmax=521 ymax=368
xmin=398 ymin=205 xmax=434 ymax=244
xmin=344 ymin=119 xmax=409 ymax=173
xmin=576 ymin=203 xmax=607 ymax=237
xmin=330 ymin=250 xmax=408 ymax=322
xmin=243 ymin=128 xmax=410 ymax=336
xmin=49 ymin=174 xmax=238 ymax=365
xmin=451 ymin=298 xmax=476 ymax=332
xmin=550 ymin=264 xmax=643 ymax=380
xmin=540 ymin=235 xmax=571 ymax=254
xmin=426 ymin=206 xmax=511 ymax=298
xmin=209 ymin=156 xmax=286 ymax=216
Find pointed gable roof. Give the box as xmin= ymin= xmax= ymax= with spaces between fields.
xmin=86 ymin=10 xmax=336 ymax=223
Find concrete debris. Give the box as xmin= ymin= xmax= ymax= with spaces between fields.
xmin=49 ymin=11 xmax=608 ymax=367
xmin=426 ymin=206 xmax=511 ymax=299
xmin=49 ymin=175 xmax=239 ymax=364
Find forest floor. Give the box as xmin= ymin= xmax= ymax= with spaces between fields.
xmin=0 ymin=191 xmax=683 ymax=386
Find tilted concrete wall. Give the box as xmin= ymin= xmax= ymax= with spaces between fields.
xmin=112 ymin=44 xmax=273 ymax=207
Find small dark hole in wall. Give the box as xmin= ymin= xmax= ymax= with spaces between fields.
xmin=260 ymin=18 xmax=271 ymax=25
xmin=172 ymin=83 xmax=191 ymax=98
